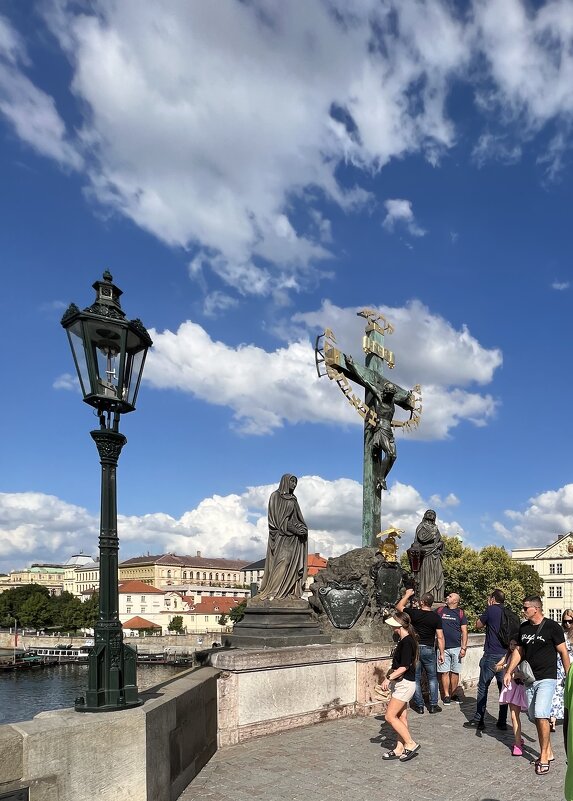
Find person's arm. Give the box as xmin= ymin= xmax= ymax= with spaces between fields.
xmin=503 ymin=645 xmax=524 ymax=687
xmin=460 ymin=623 xmax=468 ymax=656
xmin=436 ymin=629 xmax=445 ymax=663
xmin=396 ymin=587 xmax=414 ymax=614
xmin=381 ymin=664 xmax=408 ymax=690
xmin=558 ymin=641 xmax=571 ymax=675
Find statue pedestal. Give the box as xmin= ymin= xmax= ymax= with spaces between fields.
xmin=224 ymin=598 xmax=331 ymax=648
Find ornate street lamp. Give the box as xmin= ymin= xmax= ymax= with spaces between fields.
xmin=406 ymin=544 xmax=424 ymax=601
xmin=61 ymin=271 xmax=152 ymax=712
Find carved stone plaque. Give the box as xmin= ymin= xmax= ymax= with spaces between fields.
xmin=370 ymin=560 xmax=403 ymax=610
xmin=318 ymin=582 xmax=368 ymax=629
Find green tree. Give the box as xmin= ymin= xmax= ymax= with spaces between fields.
xmin=0 ymin=584 xmax=51 ymax=627
xmin=218 ymin=614 xmax=228 ymax=627
xmin=51 ymin=592 xmax=84 ymax=632
xmin=80 ymin=592 xmax=99 ymax=630
xmin=19 ymin=593 xmax=52 ymax=630
xmin=229 ymin=599 xmax=247 ymax=623
xmin=168 ymin=615 xmax=184 ymax=633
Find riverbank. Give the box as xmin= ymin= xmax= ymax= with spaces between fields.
xmin=0 ymin=631 xmax=222 ymax=653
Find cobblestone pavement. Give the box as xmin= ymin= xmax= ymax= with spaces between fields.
xmin=178 ymin=697 xmax=567 ymax=801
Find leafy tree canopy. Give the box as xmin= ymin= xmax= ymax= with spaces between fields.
xmin=168 ymin=615 xmax=184 ymax=633
xmin=229 ymin=599 xmax=247 ymax=623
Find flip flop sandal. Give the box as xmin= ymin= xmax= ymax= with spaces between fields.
xmin=382 ymin=750 xmax=401 ymax=760
xmin=535 ymin=762 xmax=550 ymax=775
xmin=399 ymin=745 xmax=421 ymax=762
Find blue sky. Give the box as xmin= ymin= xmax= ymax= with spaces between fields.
xmin=1 ymin=0 xmax=572 ymax=574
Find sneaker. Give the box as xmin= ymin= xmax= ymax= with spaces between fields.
xmin=428 ymin=705 xmax=442 ymax=714
xmin=463 ymin=719 xmax=485 ymax=730
xmin=495 ymin=721 xmax=508 ymax=731
xmin=443 ymin=696 xmax=451 ymax=705
xmin=411 ymin=705 xmax=425 ymax=714
xmin=450 ymin=693 xmax=462 ymax=702
xmin=512 ymin=744 xmax=523 ymax=756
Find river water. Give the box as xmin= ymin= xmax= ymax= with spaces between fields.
xmin=0 ymin=664 xmax=185 ymax=725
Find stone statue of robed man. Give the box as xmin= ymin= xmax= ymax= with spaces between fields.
xmin=413 ymin=509 xmax=445 ymax=602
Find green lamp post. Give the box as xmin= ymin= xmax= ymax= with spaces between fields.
xmin=61 ymin=270 xmax=152 ymax=712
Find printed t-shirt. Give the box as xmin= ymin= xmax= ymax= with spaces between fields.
xmin=479 ymin=604 xmax=505 ymax=655
xmin=391 ymin=634 xmax=416 ymax=681
xmin=409 ymin=608 xmax=442 ymax=647
xmin=518 ymin=618 xmax=565 ymax=680
xmin=438 ymin=606 xmax=468 ymax=649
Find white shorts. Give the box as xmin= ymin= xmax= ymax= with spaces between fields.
xmin=390 ymin=678 xmax=416 ymax=703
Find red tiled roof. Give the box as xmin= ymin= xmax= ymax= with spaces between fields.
xmin=184 ymin=597 xmax=243 ymax=615
xmin=118 ymin=580 xmax=164 ymax=594
xmin=307 ymin=553 xmax=328 ymax=576
xmin=122 ymin=616 xmax=161 ymax=629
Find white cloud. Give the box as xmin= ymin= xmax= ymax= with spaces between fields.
xmin=0 ymin=14 xmax=82 ymax=169
xmin=551 ymin=280 xmax=570 ymax=291
xmin=0 ymin=478 xmax=467 ymax=573
xmin=382 ymin=199 xmax=426 ymax=237
xmin=203 ymin=291 xmax=238 ymax=318
xmin=144 ymin=299 xmax=501 ymax=437
xmin=472 ymin=133 xmax=522 ymax=167
xmin=493 ymin=484 xmax=573 ymax=549
xmin=53 ymin=372 xmax=80 ymax=392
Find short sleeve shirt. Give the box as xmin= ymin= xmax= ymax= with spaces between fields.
xmin=391 ymin=634 xmax=416 ymax=681
xmin=409 ymin=608 xmax=442 ymax=647
xmin=518 ymin=618 xmax=565 ymax=680
xmin=479 ymin=604 xmax=505 ymax=655
xmin=438 ymin=607 xmax=468 ymax=649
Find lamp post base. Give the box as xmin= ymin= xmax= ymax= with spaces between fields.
xmin=75 ymin=625 xmax=142 ymax=713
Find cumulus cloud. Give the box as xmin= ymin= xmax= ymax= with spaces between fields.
xmin=493 ymin=484 xmax=573 ymax=549
xmin=144 ymin=299 xmax=501 ymax=437
xmin=551 ymin=280 xmax=570 ymax=291
xmin=382 ymin=199 xmax=426 ymax=237
xmin=0 ymin=14 xmax=82 ymax=168
xmin=0 ymin=478 xmax=467 ymax=574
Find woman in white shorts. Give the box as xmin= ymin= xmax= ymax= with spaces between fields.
xmin=380 ymin=611 xmax=420 ymax=762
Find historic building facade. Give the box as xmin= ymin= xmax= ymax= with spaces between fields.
xmin=119 ymin=552 xmax=249 ymax=589
xmin=511 ymin=531 xmax=573 ymax=621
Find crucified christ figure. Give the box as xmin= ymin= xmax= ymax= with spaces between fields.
xmin=346 ymin=355 xmax=408 ymax=491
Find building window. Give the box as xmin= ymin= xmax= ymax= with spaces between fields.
xmin=196 ymin=572 xmax=200 ymax=579
xmin=203 ymin=573 xmax=206 ymax=580
xmin=209 ymin=573 xmax=213 ymax=580
xmin=126 ymin=606 xmax=132 ymax=613
xmin=167 ymin=570 xmax=171 ymax=578
xmin=550 ymin=587 xmax=555 ymax=597
xmin=141 ymin=596 xmax=146 ymax=602
xmin=549 ymin=609 xmax=562 ymax=621
xmin=550 ymin=564 xmax=556 ymax=574
xmin=183 ymin=572 xmax=187 ymax=579
xmin=141 ymin=607 xmax=146 ymax=613
xmin=127 ymin=596 xmax=132 ymax=602
xmin=557 ymin=587 xmax=563 ymax=598
xmin=557 ymin=563 xmax=563 ymax=574
xmin=205 ymin=616 xmax=209 ymax=622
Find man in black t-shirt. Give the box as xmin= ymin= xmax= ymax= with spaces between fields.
xmin=397 ymin=587 xmax=445 ymax=713
xmin=504 ymin=595 xmax=570 ymax=775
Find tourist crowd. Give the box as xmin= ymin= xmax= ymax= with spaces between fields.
xmin=378 ymin=585 xmax=573 ymax=793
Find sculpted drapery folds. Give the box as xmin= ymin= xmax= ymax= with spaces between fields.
xmin=256 ymin=474 xmax=308 ymax=600
xmin=414 ymin=509 xmax=445 ymax=602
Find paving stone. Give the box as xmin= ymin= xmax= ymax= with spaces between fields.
xmin=176 ymin=697 xmax=567 ymax=801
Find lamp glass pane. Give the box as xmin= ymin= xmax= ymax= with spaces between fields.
xmin=67 ymin=322 xmax=89 ymax=397
xmin=126 ymin=349 xmax=145 ymax=405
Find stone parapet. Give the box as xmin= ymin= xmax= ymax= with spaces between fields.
xmin=0 ymin=667 xmax=218 ymax=801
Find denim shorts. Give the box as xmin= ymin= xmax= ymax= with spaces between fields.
xmin=438 ymin=647 xmax=461 ymax=674
xmin=525 ymin=678 xmax=557 ymax=721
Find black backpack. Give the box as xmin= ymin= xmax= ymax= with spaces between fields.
xmin=498 ymin=605 xmax=521 ymax=647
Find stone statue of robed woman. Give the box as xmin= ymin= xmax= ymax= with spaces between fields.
xmin=413 ymin=509 xmax=445 ymax=602
xmin=255 ymin=473 xmax=308 ymax=600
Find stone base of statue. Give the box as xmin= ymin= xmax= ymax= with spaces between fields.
xmin=223 ymin=598 xmax=331 ymax=649
xmin=308 ymin=547 xmax=413 ymax=644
